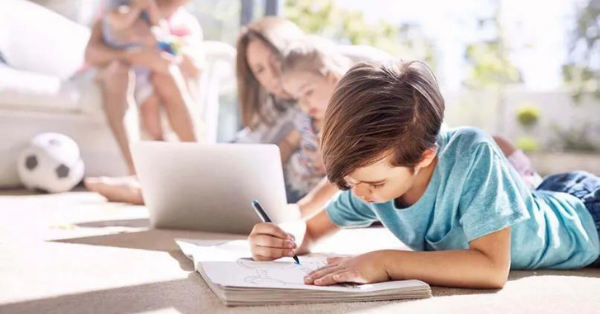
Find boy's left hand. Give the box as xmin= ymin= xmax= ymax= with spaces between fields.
xmin=305 ymin=251 xmax=391 ymax=286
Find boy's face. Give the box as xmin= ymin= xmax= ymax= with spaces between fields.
xmin=343 ymin=148 xmax=437 ymax=204
xmin=282 ymin=71 xmax=338 ymax=120
xmin=344 ymin=156 xmax=418 ymax=204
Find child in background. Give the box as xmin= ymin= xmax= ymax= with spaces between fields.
xmin=249 ymin=60 xmax=600 ymax=289
xmin=281 ymin=38 xmax=542 ymax=218
xmin=100 ymin=0 xmax=202 ymax=141
xmin=102 ymin=0 xmax=166 ymax=49
xmin=280 ymin=37 xmax=351 ymax=214
xmin=103 ymin=0 xmax=172 ymax=125
xmin=84 ymin=0 xmax=204 ymax=203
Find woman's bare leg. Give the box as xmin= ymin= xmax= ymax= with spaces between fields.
xmin=152 ymin=65 xmax=197 ymax=142
xmin=85 ymin=60 xmax=144 ymax=204
xmin=140 ymin=94 xmax=164 ymax=141
xmin=97 ymin=60 xmax=138 ymax=174
xmin=84 ymin=176 xmax=144 ymax=205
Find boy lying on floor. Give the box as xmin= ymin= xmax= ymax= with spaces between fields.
xmin=248 ymin=59 xmax=600 ymax=289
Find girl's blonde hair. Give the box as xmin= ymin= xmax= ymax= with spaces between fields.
xmin=281 ymin=36 xmax=351 ymax=79
xmin=236 ymin=17 xmax=305 ymax=129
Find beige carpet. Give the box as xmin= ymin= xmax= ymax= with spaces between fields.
xmin=1 ymin=189 xmax=599 ymax=314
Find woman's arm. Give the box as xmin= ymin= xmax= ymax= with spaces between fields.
xmin=278 ymin=130 xmax=302 ymax=164
xmin=297 ymin=177 xmax=339 ymax=218
xmin=85 ymin=19 xmax=175 ymax=74
xmin=85 ymin=20 xmax=129 ymax=67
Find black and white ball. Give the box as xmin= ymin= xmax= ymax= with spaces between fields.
xmin=17 ymin=133 xmax=85 ymax=193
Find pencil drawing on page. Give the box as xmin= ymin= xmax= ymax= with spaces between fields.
xmin=236 ymin=258 xmax=359 ymax=288
xmin=237 ymin=258 xmax=322 ymax=286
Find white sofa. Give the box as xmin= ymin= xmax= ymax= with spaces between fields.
xmin=0 ymin=0 xmax=236 ymax=188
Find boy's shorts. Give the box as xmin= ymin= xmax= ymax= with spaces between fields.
xmin=536 ymin=171 xmax=600 ymax=267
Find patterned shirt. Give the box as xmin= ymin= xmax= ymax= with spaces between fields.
xmin=285 ymin=114 xmax=326 ymax=196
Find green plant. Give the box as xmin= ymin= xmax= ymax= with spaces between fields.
xmin=562 ymin=0 xmax=600 ymax=102
xmin=515 ymin=136 xmax=540 ymax=153
xmin=551 ymin=123 xmax=599 ymax=152
xmin=515 ymin=136 xmax=541 ymax=153
xmin=283 ymin=0 xmax=437 ymax=65
xmin=462 ymin=0 xmax=523 ymax=134
xmin=463 ymin=41 xmax=522 ymax=90
xmin=516 ymin=106 xmax=540 ymax=127
xmin=463 ymin=0 xmax=522 ymax=90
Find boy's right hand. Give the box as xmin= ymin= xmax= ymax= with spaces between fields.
xmin=249 ymin=223 xmax=297 ymax=261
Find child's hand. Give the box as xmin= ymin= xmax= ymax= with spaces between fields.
xmin=304 ymin=251 xmax=391 ymax=286
xmin=248 ymin=223 xmax=297 ymax=261
xmin=179 ymin=51 xmax=204 ymax=80
xmin=127 ymin=48 xmax=178 ymax=74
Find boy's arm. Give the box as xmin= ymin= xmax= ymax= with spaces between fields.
xmin=249 ymin=209 xmax=339 ymax=261
xmin=306 ymin=227 xmax=512 ymax=289
xmin=386 ymin=227 xmax=511 ymax=288
xmin=297 ymin=178 xmax=339 ymax=218
xmin=297 ymin=209 xmax=340 ymax=254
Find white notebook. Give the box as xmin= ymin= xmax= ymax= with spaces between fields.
xmin=176 ymin=239 xmax=431 ymax=306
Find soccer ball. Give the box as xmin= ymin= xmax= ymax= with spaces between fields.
xmin=17 ymin=133 xmax=85 ymax=193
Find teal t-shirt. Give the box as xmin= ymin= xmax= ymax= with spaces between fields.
xmin=326 ymin=127 xmax=600 ymax=269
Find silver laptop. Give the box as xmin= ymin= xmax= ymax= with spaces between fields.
xmin=131 ymin=142 xmax=297 ymax=234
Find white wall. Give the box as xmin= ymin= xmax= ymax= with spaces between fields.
xmin=444 ymin=87 xmax=600 ymax=152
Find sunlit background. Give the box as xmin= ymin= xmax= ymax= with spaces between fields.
xmin=4 ymin=0 xmax=600 ymax=175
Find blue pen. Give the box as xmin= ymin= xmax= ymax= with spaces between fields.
xmin=252 ymin=200 xmax=300 ymax=265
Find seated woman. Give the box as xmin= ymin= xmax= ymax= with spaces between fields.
xmin=84 ymin=0 xmax=204 ymax=203
xmin=85 ymin=16 xmax=307 ymax=204
xmin=231 ymin=17 xmax=307 ymax=203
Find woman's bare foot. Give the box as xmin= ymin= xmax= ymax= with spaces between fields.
xmin=84 ymin=176 xmax=145 ymax=205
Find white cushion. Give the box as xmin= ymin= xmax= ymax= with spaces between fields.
xmin=0 ymin=0 xmax=90 ymax=80
xmin=0 ymin=64 xmax=80 ymax=112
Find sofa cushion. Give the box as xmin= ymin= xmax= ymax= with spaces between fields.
xmin=0 ymin=64 xmax=80 ymax=113
xmin=0 ymin=0 xmax=90 ymax=80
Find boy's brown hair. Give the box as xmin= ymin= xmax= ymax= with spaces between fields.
xmin=320 ymin=60 xmax=445 ymax=190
